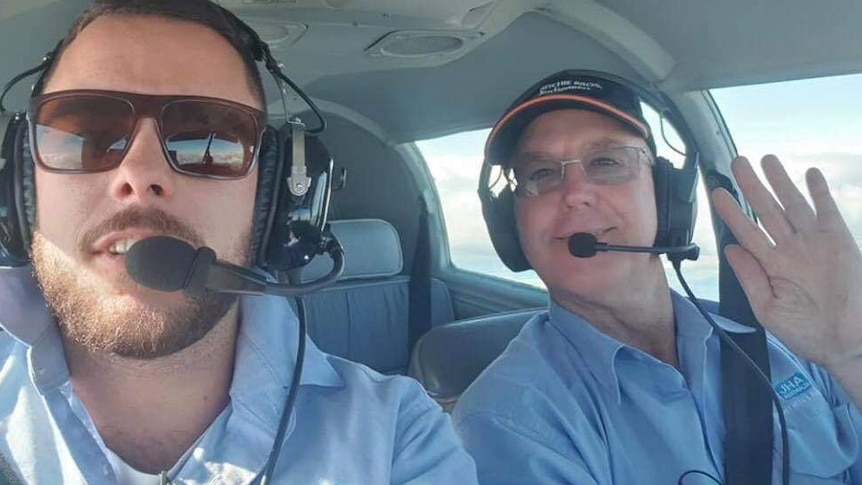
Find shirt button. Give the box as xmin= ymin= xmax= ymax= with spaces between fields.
xmin=193 ymin=447 xmax=205 ymax=460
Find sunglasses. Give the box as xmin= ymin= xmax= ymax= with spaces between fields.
xmin=28 ymin=90 xmax=265 ymax=179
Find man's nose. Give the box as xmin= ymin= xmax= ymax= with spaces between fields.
xmin=560 ymin=163 xmax=597 ymax=208
xmin=107 ymin=119 xmax=177 ymax=203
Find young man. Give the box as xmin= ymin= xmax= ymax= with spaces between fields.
xmin=453 ymin=70 xmax=862 ymax=483
xmin=0 ymin=1 xmax=477 ymax=483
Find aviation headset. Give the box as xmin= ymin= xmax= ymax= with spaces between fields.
xmin=478 ymin=70 xmax=699 ymax=271
xmin=0 ymin=2 xmax=335 ymax=273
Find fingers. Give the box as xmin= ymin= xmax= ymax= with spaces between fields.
xmin=712 ymin=187 xmax=773 ymax=260
xmin=761 ymin=155 xmax=816 ymax=232
xmin=715 ymin=154 xmax=851 ymax=269
xmin=724 ymin=244 xmax=772 ymax=313
xmin=730 ymin=157 xmax=795 ymax=243
xmin=739 ymin=155 xmax=849 ymax=238
xmin=806 ymin=167 xmax=848 ymax=233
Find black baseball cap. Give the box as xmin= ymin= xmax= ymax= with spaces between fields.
xmin=484 ymin=70 xmax=655 ymax=165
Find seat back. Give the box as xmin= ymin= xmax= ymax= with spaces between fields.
xmin=409 ymin=308 xmax=543 ymax=411
xmin=298 ymin=219 xmax=454 ymax=374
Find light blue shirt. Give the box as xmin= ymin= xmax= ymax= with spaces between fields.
xmin=453 ymin=291 xmax=861 ymax=484
xmin=0 ymin=266 xmax=477 ymax=484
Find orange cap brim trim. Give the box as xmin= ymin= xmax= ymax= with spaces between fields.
xmin=484 ymin=94 xmax=651 ymax=160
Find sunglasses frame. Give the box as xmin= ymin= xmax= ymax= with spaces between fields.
xmin=27 ymin=89 xmax=266 ymax=180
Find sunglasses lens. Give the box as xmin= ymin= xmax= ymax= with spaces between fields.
xmin=161 ymin=100 xmax=258 ymax=178
xmin=32 ymin=95 xmax=134 ymax=172
xmin=29 ymin=93 xmax=261 ymax=179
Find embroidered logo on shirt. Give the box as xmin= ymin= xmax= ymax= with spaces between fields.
xmin=774 ymin=372 xmax=812 ymax=400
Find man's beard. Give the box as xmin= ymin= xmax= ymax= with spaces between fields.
xmin=31 ymin=207 xmax=253 ymax=360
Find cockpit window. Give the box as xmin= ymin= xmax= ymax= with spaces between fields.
xmin=712 ymin=73 xmax=862 ymax=247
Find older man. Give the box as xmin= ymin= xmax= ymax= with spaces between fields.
xmin=453 ymin=70 xmax=861 ymax=484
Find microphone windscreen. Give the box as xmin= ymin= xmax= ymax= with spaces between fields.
xmin=568 ymin=232 xmax=599 ymax=258
xmin=125 ymin=236 xmax=196 ymax=292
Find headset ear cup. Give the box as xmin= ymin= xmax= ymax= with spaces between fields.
xmin=652 ymin=157 xmax=673 ymax=247
xmin=1 ymin=115 xmax=27 ymax=263
xmin=0 ymin=117 xmax=33 ymax=263
xmin=20 ymin=128 xmax=36 ymax=236
xmin=652 ymin=156 xmax=697 ymax=248
xmin=264 ymin=127 xmax=335 ymax=273
xmin=300 ymin=135 xmax=333 ymax=229
xmin=670 ymin=165 xmax=698 ymax=247
xmin=480 ymin=183 xmax=531 ymax=272
xmin=256 ymin=119 xmax=336 ymax=273
xmin=252 ymin=127 xmax=280 ymax=266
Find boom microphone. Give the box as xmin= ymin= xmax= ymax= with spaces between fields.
xmin=567 ymin=232 xmax=699 ymax=260
xmin=125 ymin=235 xmax=343 ymax=297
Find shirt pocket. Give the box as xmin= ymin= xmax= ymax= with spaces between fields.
xmin=774 ymin=400 xmax=859 ymax=482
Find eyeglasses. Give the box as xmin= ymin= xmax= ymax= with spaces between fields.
xmin=509 ymin=145 xmax=652 ymax=197
xmin=28 ymin=90 xmax=265 ymax=179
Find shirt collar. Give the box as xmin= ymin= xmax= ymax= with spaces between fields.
xmin=0 ymin=265 xmax=54 ymax=345
xmin=0 ymin=265 xmax=69 ymax=391
xmin=547 ymin=299 xmax=625 ymax=402
xmin=670 ymin=290 xmax=758 ymax=337
xmin=231 ymin=292 xmax=344 ymax=427
xmin=187 ymin=291 xmax=345 ymax=483
xmin=546 ymin=291 xmax=757 ymax=404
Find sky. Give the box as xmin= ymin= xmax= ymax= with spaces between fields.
xmin=416 ymin=73 xmax=862 ymax=301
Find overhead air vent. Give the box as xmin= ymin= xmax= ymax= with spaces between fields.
xmin=366 ymin=30 xmax=482 ymax=59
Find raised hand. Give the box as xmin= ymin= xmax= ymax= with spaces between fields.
xmin=712 ymin=155 xmax=862 ymax=382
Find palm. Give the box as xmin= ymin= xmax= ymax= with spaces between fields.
xmin=713 ymin=155 xmax=862 ymax=370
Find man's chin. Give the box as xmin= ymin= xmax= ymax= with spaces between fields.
xmin=31 ymin=228 xmax=249 ymax=359
xmin=58 ymin=293 xmax=236 ymax=360
xmin=33 ymin=255 xmax=237 ymax=359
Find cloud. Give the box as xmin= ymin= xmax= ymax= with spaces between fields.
xmin=737 ymin=152 xmax=862 ymax=242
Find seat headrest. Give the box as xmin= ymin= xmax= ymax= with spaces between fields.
xmin=302 ymin=218 xmax=403 ymax=282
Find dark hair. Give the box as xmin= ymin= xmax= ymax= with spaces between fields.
xmin=42 ymin=0 xmax=266 ymax=107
